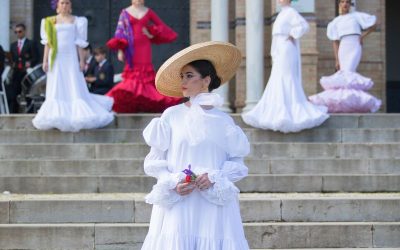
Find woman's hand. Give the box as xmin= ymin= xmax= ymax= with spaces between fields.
xmin=42 ymin=61 xmax=49 ymax=72
xmin=359 ymin=35 xmax=364 ymax=46
xmin=287 ymin=36 xmax=295 ymax=44
xmin=195 ymin=173 xmax=213 ymax=191
xmin=335 ymin=60 xmax=340 ymax=71
xmin=175 ymin=182 xmax=196 ymax=196
xmin=117 ymin=50 xmax=125 ymax=62
xmin=142 ymin=27 xmax=154 ymax=39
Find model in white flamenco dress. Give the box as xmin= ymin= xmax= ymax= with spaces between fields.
xmin=242 ymin=5 xmax=329 ymax=133
xmin=309 ymin=11 xmax=381 ymax=113
xmin=32 ymin=17 xmax=114 ymax=132
xmin=141 ymin=94 xmax=250 ymax=250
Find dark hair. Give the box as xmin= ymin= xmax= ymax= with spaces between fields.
xmin=15 ymin=23 xmax=26 ymax=30
xmin=94 ymin=46 xmax=107 ymax=56
xmin=187 ymin=60 xmax=221 ymax=92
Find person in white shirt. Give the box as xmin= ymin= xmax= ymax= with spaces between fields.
xmin=242 ymin=0 xmax=329 ymax=133
xmin=309 ymin=0 xmax=381 ymax=113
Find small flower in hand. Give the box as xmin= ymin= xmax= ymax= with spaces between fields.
xmin=182 ymin=164 xmax=197 ymax=183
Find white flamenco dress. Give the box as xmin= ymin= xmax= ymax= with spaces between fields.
xmin=242 ymin=6 xmax=329 ymax=133
xmin=309 ymin=11 xmax=381 ymax=113
xmin=32 ymin=17 xmax=114 ymax=132
xmin=141 ymin=93 xmax=250 ymax=250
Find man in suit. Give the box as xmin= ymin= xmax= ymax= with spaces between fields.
xmin=83 ymin=44 xmax=97 ymax=79
xmin=7 ymin=23 xmax=39 ymax=113
xmin=85 ymin=46 xmax=114 ymax=95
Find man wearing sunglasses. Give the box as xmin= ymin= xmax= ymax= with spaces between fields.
xmin=8 ymin=23 xmax=39 ymax=113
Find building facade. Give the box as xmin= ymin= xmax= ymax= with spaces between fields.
xmin=2 ymin=0 xmax=398 ymax=112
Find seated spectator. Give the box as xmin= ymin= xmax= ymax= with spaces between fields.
xmin=85 ymin=46 xmax=114 ymax=95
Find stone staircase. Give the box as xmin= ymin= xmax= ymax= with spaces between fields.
xmin=0 ymin=114 xmax=399 ymax=249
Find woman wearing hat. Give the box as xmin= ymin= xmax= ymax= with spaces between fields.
xmin=141 ymin=41 xmax=250 ymax=249
xmin=242 ymin=0 xmax=329 ymax=133
xmin=309 ymin=0 xmax=381 ymax=112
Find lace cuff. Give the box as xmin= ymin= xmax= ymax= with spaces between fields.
xmin=145 ymin=172 xmax=185 ymax=208
xmin=200 ymin=175 xmax=240 ymax=206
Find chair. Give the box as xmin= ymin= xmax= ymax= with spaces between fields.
xmin=0 ymin=65 xmax=10 ymax=114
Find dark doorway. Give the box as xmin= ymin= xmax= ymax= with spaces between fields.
xmin=33 ymin=0 xmax=190 ymax=73
xmin=386 ymin=0 xmax=400 ymax=112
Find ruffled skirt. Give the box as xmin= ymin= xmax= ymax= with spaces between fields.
xmin=242 ymin=35 xmax=329 ymax=133
xmin=32 ymin=51 xmax=114 ymax=132
xmin=141 ymin=191 xmax=249 ymax=250
xmin=106 ymin=64 xmax=181 ymax=113
xmin=309 ymin=35 xmax=381 ymax=113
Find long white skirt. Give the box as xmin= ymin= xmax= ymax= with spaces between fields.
xmin=32 ymin=50 xmax=114 ymax=132
xmin=141 ymin=191 xmax=249 ymax=250
xmin=309 ymin=35 xmax=381 ymax=113
xmin=242 ymin=35 xmax=329 ymax=133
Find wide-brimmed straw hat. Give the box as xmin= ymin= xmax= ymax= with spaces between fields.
xmin=155 ymin=41 xmax=242 ymax=97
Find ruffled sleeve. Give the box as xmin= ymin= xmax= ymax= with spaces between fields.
xmin=142 ymin=116 xmax=185 ymax=208
xmin=354 ymin=11 xmax=376 ymax=30
xmin=198 ymin=122 xmax=250 ymax=206
xmin=40 ymin=18 xmax=48 ymax=45
xmin=146 ymin=9 xmax=178 ymax=44
xmin=106 ymin=37 xmax=129 ymax=50
xmin=327 ymin=18 xmax=340 ymax=40
xmin=289 ymin=8 xmax=309 ymax=39
xmin=74 ymin=16 xmax=89 ymax=48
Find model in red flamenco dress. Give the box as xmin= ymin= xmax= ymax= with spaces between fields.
xmin=107 ymin=7 xmax=181 ymax=113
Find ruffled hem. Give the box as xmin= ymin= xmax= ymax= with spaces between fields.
xmin=145 ymin=172 xmax=185 ymax=208
xmin=32 ymin=95 xmax=114 ymax=132
xmin=142 ymin=234 xmax=249 ymax=250
xmin=106 ymin=37 xmax=129 ymax=51
xmin=320 ymin=70 xmax=374 ymax=91
xmin=309 ymin=88 xmax=381 ymax=113
xmin=147 ymin=24 xmax=178 ymax=44
xmin=106 ymin=66 xmax=181 ymax=113
xmin=242 ymin=101 xmax=329 ymax=133
xmin=75 ymin=39 xmax=88 ymax=48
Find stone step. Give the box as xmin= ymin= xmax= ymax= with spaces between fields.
xmin=1 ymin=128 xmax=400 ymax=143
xmin=1 ymin=158 xmax=399 ymax=176
xmin=0 ymin=143 xmax=399 ymax=160
xmin=1 ymin=193 xmax=399 ymax=224
xmin=2 ymin=114 xmax=400 ymax=130
xmin=1 ymin=174 xmax=400 ymax=194
xmin=0 ymin=222 xmax=398 ymax=249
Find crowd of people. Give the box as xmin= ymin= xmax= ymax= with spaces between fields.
xmin=0 ymin=0 xmax=383 ymax=249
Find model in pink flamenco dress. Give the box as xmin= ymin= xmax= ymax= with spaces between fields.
xmin=106 ymin=7 xmax=181 ymax=113
xmin=309 ymin=10 xmax=381 ymax=113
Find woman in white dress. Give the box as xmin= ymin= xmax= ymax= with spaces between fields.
xmin=141 ymin=41 xmax=250 ymax=250
xmin=242 ymin=0 xmax=329 ymax=133
xmin=309 ymin=0 xmax=381 ymax=113
xmin=32 ymin=0 xmax=114 ymax=132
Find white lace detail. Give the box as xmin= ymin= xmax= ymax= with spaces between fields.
xmin=145 ymin=172 xmax=186 ymax=208
xmin=200 ymin=174 xmax=240 ymax=206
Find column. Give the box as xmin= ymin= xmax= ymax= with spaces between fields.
xmin=0 ymin=0 xmax=10 ymax=50
xmin=211 ymin=0 xmax=231 ymax=112
xmin=243 ymin=0 xmax=264 ymax=111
